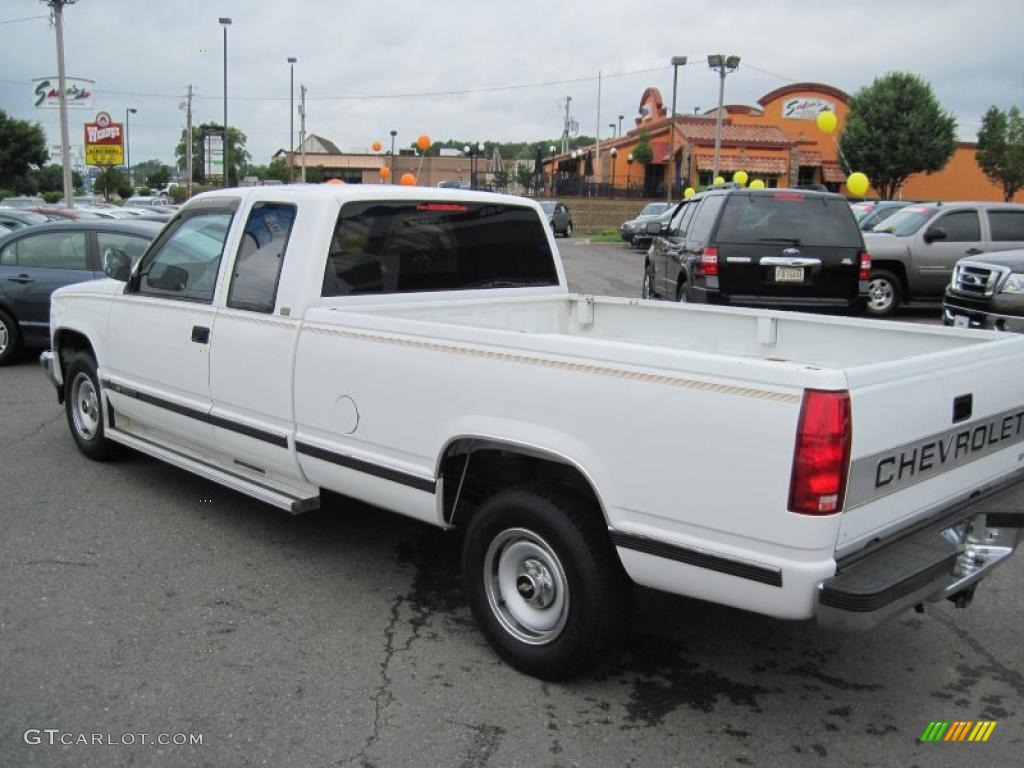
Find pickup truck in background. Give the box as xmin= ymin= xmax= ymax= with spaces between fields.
xmin=42 ymin=186 xmax=1024 ymax=679
xmin=944 ymin=249 xmax=1024 ymax=333
xmin=863 ymin=201 xmax=1024 ymax=317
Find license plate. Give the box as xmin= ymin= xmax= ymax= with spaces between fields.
xmin=774 ymin=266 xmax=804 ymax=282
xmin=954 ymin=315 xmax=969 ymax=328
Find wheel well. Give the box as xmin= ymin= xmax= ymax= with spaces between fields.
xmin=53 ymin=329 xmax=95 ymax=377
xmin=438 ymin=439 xmax=606 ymax=530
xmin=676 ymin=271 xmax=688 ymax=298
xmin=870 ymin=260 xmax=908 ymax=296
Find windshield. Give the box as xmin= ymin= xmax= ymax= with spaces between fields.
xmin=20 ymin=211 xmax=50 ymax=224
xmin=849 ymin=202 xmax=875 ymax=222
xmin=716 ymin=192 xmax=861 ymax=247
xmin=539 ymin=202 xmax=556 ymax=213
xmin=870 ymin=205 xmax=937 ymax=236
xmin=639 ymin=203 xmax=669 ymax=217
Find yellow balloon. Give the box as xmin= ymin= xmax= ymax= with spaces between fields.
xmin=684 ymin=187 xmax=695 ymax=198
xmin=816 ymin=110 xmax=837 ymax=135
xmin=846 ymin=171 xmax=870 ymax=197
xmin=733 ymin=170 xmax=748 ymax=187
xmin=749 ymin=179 xmax=765 ymax=190
xmin=713 ymin=176 xmax=725 ymax=186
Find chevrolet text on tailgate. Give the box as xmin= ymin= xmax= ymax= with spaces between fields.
xmin=41 ymin=185 xmax=1024 ymax=679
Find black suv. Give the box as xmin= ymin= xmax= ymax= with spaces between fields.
xmin=642 ymin=188 xmax=868 ymax=313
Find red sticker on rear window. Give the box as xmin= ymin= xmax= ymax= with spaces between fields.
xmin=906 ymin=206 xmax=932 ymax=213
xmin=773 ymin=191 xmax=805 ymax=202
xmin=416 ymin=203 xmax=468 ymax=212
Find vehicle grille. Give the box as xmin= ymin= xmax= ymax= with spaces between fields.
xmin=951 ymin=262 xmax=1008 ymax=298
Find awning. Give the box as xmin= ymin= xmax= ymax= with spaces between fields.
xmin=797 ymin=150 xmax=822 ymax=166
xmin=696 ymin=155 xmax=788 ymax=174
xmin=822 ymin=162 xmax=846 ymax=183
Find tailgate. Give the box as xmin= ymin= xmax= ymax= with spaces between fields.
xmin=838 ymin=338 xmax=1024 ymax=555
xmin=717 ymin=242 xmax=860 ymax=301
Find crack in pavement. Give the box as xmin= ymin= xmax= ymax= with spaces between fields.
xmin=5 ymin=559 xmax=99 ymax=567
xmin=934 ymin=610 xmax=1024 ymax=697
xmin=9 ymin=412 xmax=63 ymax=444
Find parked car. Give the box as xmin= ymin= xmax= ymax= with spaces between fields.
xmin=41 ymin=185 xmax=1024 ymax=679
xmin=0 ymin=220 xmax=161 ymax=364
xmin=0 ymin=209 xmax=50 ymax=232
xmin=620 ymin=202 xmax=673 ymax=247
xmin=538 ymin=201 xmax=573 ymax=237
xmin=943 ymin=249 xmax=1024 ymax=332
xmin=0 ymin=196 xmax=46 ymax=208
xmin=631 ymin=208 xmax=675 ymax=250
xmin=849 ymin=200 xmax=910 ymax=231
xmin=23 ymin=206 xmax=105 ymax=221
xmin=643 ymin=187 xmax=867 ymax=313
xmin=124 ymin=195 xmax=172 ymax=207
xmin=863 ymin=202 xmax=1024 ymax=317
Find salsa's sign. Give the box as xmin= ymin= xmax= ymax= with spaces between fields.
xmin=783 ymin=97 xmax=835 ymax=120
xmin=84 ymin=111 xmax=124 ymax=166
xmin=32 ymin=76 xmax=94 ymax=109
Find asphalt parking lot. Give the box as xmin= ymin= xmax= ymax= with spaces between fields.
xmin=2 ymin=243 xmax=1019 ymax=768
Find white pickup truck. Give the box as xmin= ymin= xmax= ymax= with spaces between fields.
xmin=42 ymin=185 xmax=1024 ymax=679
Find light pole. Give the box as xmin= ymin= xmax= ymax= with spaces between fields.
xmin=288 ymin=56 xmax=296 ymax=182
xmin=627 ymin=153 xmax=633 ymax=193
xmin=610 ymin=147 xmax=617 ymax=196
xmin=389 ymin=129 xmax=397 ymax=184
xmin=219 ymin=17 xmax=231 ymax=188
xmin=618 ymin=114 xmax=624 ymax=136
xmin=667 ymin=55 xmax=687 ymax=202
xmin=609 ymin=122 xmax=616 ymax=138
xmin=707 ymin=54 xmax=740 ymax=182
xmin=45 ymin=0 xmax=77 ymax=208
xmin=549 ymin=144 xmax=556 ymax=196
xmin=125 ymin=107 xmax=137 ymax=188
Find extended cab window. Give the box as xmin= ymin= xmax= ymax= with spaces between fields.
xmin=137 ymin=212 xmax=232 ymax=302
xmin=322 ymin=201 xmax=558 ymax=296
xmin=988 ymin=210 xmax=1024 ymax=241
xmin=227 ymin=202 xmax=297 ymax=313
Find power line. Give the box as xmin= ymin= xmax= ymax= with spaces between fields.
xmin=0 ymin=15 xmax=49 ymax=25
xmin=743 ymin=62 xmax=801 ymax=84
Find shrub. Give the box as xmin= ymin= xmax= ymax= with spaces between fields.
xmin=0 ymin=187 xmax=12 ymax=201
xmin=169 ymin=186 xmax=187 ymax=203
xmin=116 ymin=184 xmax=133 ymax=200
xmin=41 ymin=191 xmax=63 ymax=204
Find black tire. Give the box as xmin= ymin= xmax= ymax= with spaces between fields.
xmin=0 ymin=309 xmax=21 ymax=366
xmin=462 ymin=484 xmax=632 ymax=680
xmin=565 ymin=221 xmax=573 ymax=238
xmin=64 ymin=351 xmax=117 ymax=461
xmin=642 ymin=262 xmax=658 ymax=299
xmin=866 ymin=269 xmax=902 ymax=318
xmin=676 ymin=279 xmax=689 ymax=302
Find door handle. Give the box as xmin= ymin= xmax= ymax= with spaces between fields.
xmin=191 ymin=325 xmax=210 ymax=344
xmin=7 ymin=274 xmax=34 ymax=284
xmin=965 ymin=248 xmax=984 ymax=255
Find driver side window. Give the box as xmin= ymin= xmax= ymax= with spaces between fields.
xmin=137 ymin=212 xmax=233 ymax=302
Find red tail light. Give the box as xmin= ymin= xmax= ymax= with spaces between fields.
xmin=859 ymin=251 xmax=871 ymax=281
xmin=788 ymin=389 xmax=852 ymax=515
xmin=698 ymin=246 xmax=719 ymax=276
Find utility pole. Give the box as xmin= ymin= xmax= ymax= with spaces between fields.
xmin=561 ymin=96 xmax=572 ymax=155
xmin=595 ymin=70 xmax=602 ymax=183
xmin=668 ymin=56 xmax=687 ymax=202
xmin=180 ymin=85 xmax=194 ymax=199
xmin=46 ymin=0 xmax=77 ymax=208
xmin=299 ymin=84 xmax=307 ymax=183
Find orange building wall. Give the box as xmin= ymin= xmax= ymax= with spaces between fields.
xmin=754 ymin=88 xmax=850 ymax=166
xmin=900 ymin=145 xmax=1023 ymax=203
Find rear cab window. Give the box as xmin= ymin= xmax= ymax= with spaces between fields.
xmin=715 ymin=191 xmax=861 ymax=246
xmin=322 ymin=201 xmax=558 ymax=297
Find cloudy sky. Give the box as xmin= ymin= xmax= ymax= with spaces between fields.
xmin=1 ymin=0 xmax=1021 ymax=170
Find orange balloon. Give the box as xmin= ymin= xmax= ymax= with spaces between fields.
xmin=324 ymin=178 xmax=344 ymax=185
xmin=416 ymin=134 xmax=431 ymax=151
xmin=371 ymin=140 xmax=382 ymax=152
xmin=400 ymin=172 xmax=416 ymax=186
xmin=379 ymin=166 xmax=391 ymax=179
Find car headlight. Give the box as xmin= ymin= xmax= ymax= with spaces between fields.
xmin=1001 ymin=273 xmax=1024 ymax=294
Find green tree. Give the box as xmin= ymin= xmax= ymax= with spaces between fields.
xmin=839 ymin=72 xmax=957 ymax=200
xmin=0 ymin=109 xmax=49 ymax=190
xmin=515 ymin=163 xmax=536 ymax=193
xmin=491 ymin=168 xmax=510 ymax=191
xmin=266 ymin=157 xmax=292 ymax=183
xmin=30 ymin=164 xmax=83 ymax=194
xmin=175 ymin=123 xmax=251 ymax=186
xmin=94 ymin=166 xmax=129 ymax=202
xmin=976 ymin=105 xmax=1024 ymax=202
xmin=632 ymin=130 xmax=654 ymax=165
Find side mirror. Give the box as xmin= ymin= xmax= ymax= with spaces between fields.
xmin=102 ymin=247 xmax=132 ymax=282
xmin=645 ymin=221 xmax=663 ymax=235
xmin=923 ymin=226 xmax=947 ymax=243
xmin=146 ymin=263 xmax=189 ymax=292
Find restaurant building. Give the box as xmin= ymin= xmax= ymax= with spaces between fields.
xmin=547 ymin=82 xmax=1020 ymax=202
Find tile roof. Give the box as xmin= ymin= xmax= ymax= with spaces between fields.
xmin=675 ymin=120 xmax=793 ymax=147
xmin=796 ymin=150 xmax=822 ymax=166
xmin=696 ymin=155 xmax=789 ymax=174
xmin=822 ymin=162 xmax=847 ymax=183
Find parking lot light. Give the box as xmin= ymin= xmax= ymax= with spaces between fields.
xmin=708 ymin=54 xmax=740 ymax=182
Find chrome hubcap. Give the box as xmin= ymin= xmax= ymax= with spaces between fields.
xmin=868 ymin=278 xmax=894 ymax=312
xmin=71 ymin=373 xmax=100 ymax=441
xmin=643 ymin=270 xmax=652 ymax=298
xmin=0 ymin=322 xmax=7 ymax=354
xmin=484 ymin=528 xmax=569 ymax=645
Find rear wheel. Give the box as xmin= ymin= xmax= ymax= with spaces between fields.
xmin=64 ymin=352 xmax=117 ymax=461
xmin=642 ymin=262 xmax=658 ymax=299
xmin=0 ymin=310 xmax=21 ymax=366
xmin=462 ymin=484 xmax=631 ymax=679
xmin=565 ymin=222 xmax=573 ymax=238
xmin=866 ymin=269 xmax=901 ymax=318
xmin=676 ymin=280 xmax=689 ymax=302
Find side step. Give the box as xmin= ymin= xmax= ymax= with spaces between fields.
xmin=106 ymin=427 xmax=320 ymax=514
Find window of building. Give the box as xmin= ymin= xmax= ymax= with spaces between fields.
xmin=322 ymin=201 xmax=558 ymax=297
xmin=227 ymin=202 xmax=297 ymax=313
xmin=936 ymin=210 xmax=981 ymax=242
xmin=988 ymin=211 xmax=1024 ymax=242
xmin=797 ymin=166 xmax=817 ymax=187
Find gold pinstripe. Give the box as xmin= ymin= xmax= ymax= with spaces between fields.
xmin=303 ymin=324 xmax=801 ymax=403
xmin=219 ymin=311 xmax=298 ymax=330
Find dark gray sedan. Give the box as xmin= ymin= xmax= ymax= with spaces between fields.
xmin=0 ymin=208 xmax=51 ymax=233
xmin=539 ymin=201 xmax=573 ymax=237
xmin=0 ymin=220 xmax=162 ymax=364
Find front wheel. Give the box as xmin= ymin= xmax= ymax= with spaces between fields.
xmin=866 ymin=270 xmax=902 ymax=318
xmin=642 ymin=263 xmax=658 ymax=299
xmin=462 ymin=485 xmax=631 ymax=679
xmin=64 ymin=352 xmax=117 ymax=461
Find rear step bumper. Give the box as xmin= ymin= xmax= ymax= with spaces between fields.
xmin=818 ymin=472 xmax=1024 ymax=631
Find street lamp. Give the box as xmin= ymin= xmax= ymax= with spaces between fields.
xmin=219 ymin=16 xmax=231 ymax=188
xmin=549 ymin=144 xmax=556 ymax=197
xmin=609 ymin=122 xmax=616 ymax=138
xmin=618 ymin=114 xmax=624 ymax=136
xmin=667 ymin=55 xmax=687 ymax=202
xmin=627 ymin=152 xmax=633 ymax=192
xmin=287 ymin=57 xmax=297 ymax=182
xmin=610 ymin=147 xmax=618 ymax=196
xmin=125 ymin=107 xmax=137 ymax=187
xmin=708 ymin=54 xmax=740 ymax=182
xmin=389 ymin=129 xmax=397 ymax=184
